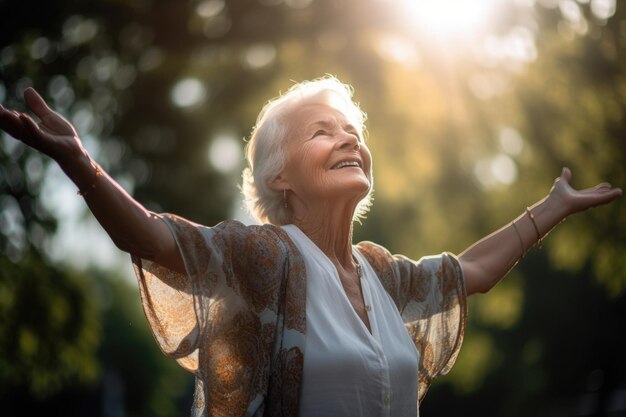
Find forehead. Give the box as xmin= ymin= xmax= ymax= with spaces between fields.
xmin=287 ymin=102 xmax=354 ymax=133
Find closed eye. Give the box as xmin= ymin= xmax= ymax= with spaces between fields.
xmin=312 ymin=129 xmax=328 ymax=138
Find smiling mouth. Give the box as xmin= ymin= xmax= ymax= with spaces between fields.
xmin=331 ymin=160 xmax=362 ymax=170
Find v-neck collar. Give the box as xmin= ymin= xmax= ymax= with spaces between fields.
xmin=281 ymin=224 xmax=381 ymax=341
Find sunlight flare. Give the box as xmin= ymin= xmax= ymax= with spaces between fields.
xmin=399 ymin=0 xmax=503 ymax=40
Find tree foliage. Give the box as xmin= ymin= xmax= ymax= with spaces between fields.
xmin=0 ymin=254 xmax=100 ymax=398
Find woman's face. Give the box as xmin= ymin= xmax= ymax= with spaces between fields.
xmin=278 ymin=102 xmax=372 ymax=206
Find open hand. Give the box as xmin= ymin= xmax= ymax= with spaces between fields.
xmin=0 ymin=88 xmax=84 ymax=164
xmin=549 ymin=167 xmax=622 ymax=216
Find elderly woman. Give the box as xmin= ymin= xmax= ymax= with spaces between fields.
xmin=0 ymin=77 xmax=621 ymax=417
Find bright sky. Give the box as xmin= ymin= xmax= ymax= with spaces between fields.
xmin=398 ymin=0 xmax=506 ymax=40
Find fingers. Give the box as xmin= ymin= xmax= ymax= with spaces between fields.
xmin=0 ymin=105 xmax=29 ymax=140
xmin=607 ymin=186 xmax=623 ymax=197
xmin=559 ymin=166 xmax=572 ymax=183
xmin=41 ymin=108 xmax=77 ymax=135
xmin=578 ymin=181 xmax=622 ymax=196
xmin=578 ymin=183 xmax=612 ymax=194
xmin=24 ymin=87 xmax=54 ymax=118
xmin=23 ymin=88 xmax=77 ymax=135
xmin=577 ymin=186 xmax=623 ymax=211
xmin=17 ymin=114 xmax=40 ymax=145
xmin=19 ymin=113 xmax=59 ymax=157
xmin=593 ymin=188 xmax=623 ymax=205
xmin=19 ymin=113 xmax=45 ymax=139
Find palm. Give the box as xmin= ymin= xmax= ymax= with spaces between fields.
xmin=0 ymin=88 xmax=81 ymax=162
xmin=550 ymin=168 xmax=622 ymax=215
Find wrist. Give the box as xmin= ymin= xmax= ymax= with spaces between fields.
xmin=60 ymin=150 xmax=99 ymax=192
xmin=536 ymin=193 xmax=570 ymax=224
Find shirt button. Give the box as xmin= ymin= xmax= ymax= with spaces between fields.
xmin=383 ymin=394 xmax=390 ymax=405
xmin=365 ymin=304 xmax=372 ymax=311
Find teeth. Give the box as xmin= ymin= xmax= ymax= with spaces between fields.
xmin=333 ymin=161 xmax=360 ymax=169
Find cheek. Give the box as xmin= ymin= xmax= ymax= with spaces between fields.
xmin=285 ymin=147 xmax=323 ymax=185
xmin=288 ymin=148 xmax=314 ymax=176
xmin=362 ymin=148 xmax=373 ymax=174
xmin=289 ymin=154 xmax=339 ymax=192
xmin=291 ymin=142 xmax=330 ymax=170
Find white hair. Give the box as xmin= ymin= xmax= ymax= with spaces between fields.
xmin=241 ymin=75 xmax=373 ymax=225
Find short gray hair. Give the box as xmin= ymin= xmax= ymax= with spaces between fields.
xmin=242 ymin=75 xmax=373 ymax=225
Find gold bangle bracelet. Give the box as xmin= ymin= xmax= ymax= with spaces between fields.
xmin=77 ymin=164 xmax=102 ymax=197
xmin=525 ymin=207 xmax=542 ymax=248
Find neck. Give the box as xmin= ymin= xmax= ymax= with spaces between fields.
xmin=290 ymin=198 xmax=356 ymax=269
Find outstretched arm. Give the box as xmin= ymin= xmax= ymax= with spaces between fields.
xmin=459 ymin=168 xmax=622 ymax=295
xmin=0 ymin=88 xmax=185 ymax=273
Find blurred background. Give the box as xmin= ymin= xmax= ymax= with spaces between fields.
xmin=1 ymin=0 xmax=625 ymax=415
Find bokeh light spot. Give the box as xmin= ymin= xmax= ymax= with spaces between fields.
xmin=241 ymin=43 xmax=277 ymax=70
xmin=559 ymin=0 xmax=583 ymax=24
xmin=30 ymin=37 xmax=51 ymax=60
xmin=474 ymin=154 xmax=518 ymax=188
xmin=0 ymin=46 xmax=15 ymax=66
xmin=491 ymin=154 xmax=517 ymax=185
xmin=499 ymin=127 xmax=524 ymax=156
xmin=14 ymin=78 xmax=33 ymax=100
xmin=94 ymin=55 xmax=119 ymax=82
xmin=374 ymin=34 xmax=419 ymax=67
xmin=63 ymin=16 xmax=98 ymax=45
xmin=590 ymin=0 xmax=616 ymax=20
xmin=171 ymin=78 xmax=207 ymax=108
xmin=71 ymin=103 xmax=95 ymax=135
xmin=208 ymin=133 xmax=242 ymax=174
xmin=196 ymin=0 xmax=225 ymax=18
xmin=0 ymin=195 xmax=27 ymax=263
xmin=48 ymin=75 xmax=75 ymax=111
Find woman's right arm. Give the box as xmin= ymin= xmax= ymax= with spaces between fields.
xmin=0 ymin=88 xmax=185 ymax=274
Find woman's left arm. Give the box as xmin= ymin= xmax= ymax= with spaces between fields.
xmin=459 ymin=168 xmax=622 ymax=296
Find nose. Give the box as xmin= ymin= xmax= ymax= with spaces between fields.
xmin=337 ymin=131 xmax=360 ymax=151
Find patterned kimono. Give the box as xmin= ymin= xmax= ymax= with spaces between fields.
xmin=132 ymin=214 xmax=467 ymax=417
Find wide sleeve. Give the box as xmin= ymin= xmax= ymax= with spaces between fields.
xmin=356 ymin=242 xmax=467 ymax=403
xmin=131 ymin=214 xmax=253 ymax=373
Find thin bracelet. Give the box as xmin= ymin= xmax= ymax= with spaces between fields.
xmin=525 ymin=207 xmax=542 ymax=248
xmin=511 ymin=220 xmax=526 ymax=258
xmin=77 ymin=164 xmax=102 ymax=197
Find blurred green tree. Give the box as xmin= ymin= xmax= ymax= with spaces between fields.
xmin=0 ymin=254 xmax=100 ymax=398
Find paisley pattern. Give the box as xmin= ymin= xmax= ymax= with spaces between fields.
xmin=132 ymin=215 xmax=466 ymax=416
xmin=356 ymin=241 xmax=467 ymax=402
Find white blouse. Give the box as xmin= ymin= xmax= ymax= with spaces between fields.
xmin=282 ymin=225 xmax=420 ymax=417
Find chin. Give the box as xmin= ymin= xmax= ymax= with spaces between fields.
xmin=346 ymin=179 xmax=371 ymax=197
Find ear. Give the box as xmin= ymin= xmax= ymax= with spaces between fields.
xmin=269 ymin=173 xmax=290 ymax=192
